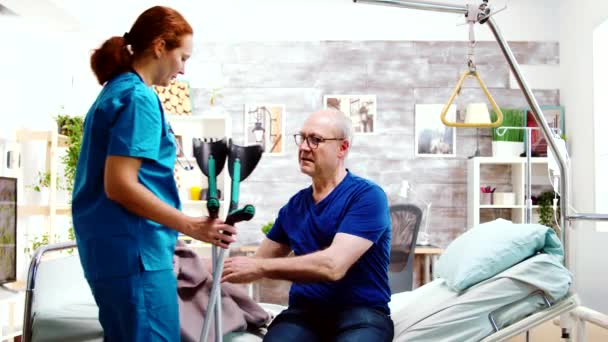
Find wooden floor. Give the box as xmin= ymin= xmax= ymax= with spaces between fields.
xmin=508 ymin=321 xmax=608 ymax=342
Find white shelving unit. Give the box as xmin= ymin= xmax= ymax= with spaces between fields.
xmin=467 ymin=157 xmax=552 ymax=227
xmin=15 ymin=129 xmax=71 ymax=244
xmin=166 ymin=114 xmax=232 ymax=219
xmin=0 ymin=285 xmax=24 ymax=341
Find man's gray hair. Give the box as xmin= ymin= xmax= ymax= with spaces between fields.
xmin=329 ymin=109 xmax=353 ymax=145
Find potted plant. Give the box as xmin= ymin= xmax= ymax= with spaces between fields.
xmin=260 ymin=221 xmax=274 ymax=236
xmin=59 ymin=116 xmax=84 ymax=193
xmin=490 ymin=109 xmax=526 ymax=157
xmin=537 ymin=190 xmax=560 ymax=232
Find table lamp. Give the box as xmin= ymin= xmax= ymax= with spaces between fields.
xmin=465 ymin=103 xmax=491 ymax=157
xmin=399 ymin=180 xmax=432 ymax=246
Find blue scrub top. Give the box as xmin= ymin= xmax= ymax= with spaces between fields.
xmin=267 ymin=171 xmax=392 ymax=314
xmin=72 ymin=72 xmax=181 ymax=282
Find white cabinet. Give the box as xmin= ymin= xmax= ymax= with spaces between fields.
xmin=166 ymin=115 xmax=232 ymax=218
xmin=0 ymin=286 xmax=24 ymax=341
xmin=467 ymin=157 xmax=553 ymax=227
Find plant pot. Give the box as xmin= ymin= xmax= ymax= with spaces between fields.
xmin=492 ymin=141 xmax=524 ymax=158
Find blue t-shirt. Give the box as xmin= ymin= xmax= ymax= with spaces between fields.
xmin=267 ymin=171 xmax=392 ymax=314
xmin=72 ymin=72 xmax=180 ymax=281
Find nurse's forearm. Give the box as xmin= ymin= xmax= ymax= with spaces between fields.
xmin=108 ymin=181 xmax=196 ymax=235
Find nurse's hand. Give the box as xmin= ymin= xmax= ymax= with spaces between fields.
xmin=182 ymin=216 xmax=236 ymax=249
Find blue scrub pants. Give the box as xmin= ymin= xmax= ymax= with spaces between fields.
xmin=88 ymin=268 xmax=179 ymax=342
xmin=263 ymin=305 xmax=394 ymax=342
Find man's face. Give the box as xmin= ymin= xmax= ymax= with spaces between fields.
xmin=297 ymin=113 xmax=345 ymax=178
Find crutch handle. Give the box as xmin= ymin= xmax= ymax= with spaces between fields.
xmin=207 ymin=197 xmax=220 ymax=219
xmin=225 ymin=205 xmax=255 ymax=226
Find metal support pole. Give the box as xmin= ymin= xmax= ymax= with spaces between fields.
xmin=485 ymin=17 xmax=571 ymax=269
xmin=525 ymin=128 xmax=532 ymax=224
xmin=353 ymin=0 xmax=467 ymax=14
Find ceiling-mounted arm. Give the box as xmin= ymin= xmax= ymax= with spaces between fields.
xmin=353 ymin=0 xmax=467 ymax=14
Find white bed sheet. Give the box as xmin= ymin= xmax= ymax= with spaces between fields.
xmin=390 ymin=253 xmax=572 ymax=342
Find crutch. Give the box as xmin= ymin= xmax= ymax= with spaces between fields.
xmin=195 ymin=139 xmax=263 ymax=342
xmin=193 ymin=137 xmax=229 ymax=340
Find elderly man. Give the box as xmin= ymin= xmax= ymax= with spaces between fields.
xmin=222 ymin=109 xmax=393 ymax=341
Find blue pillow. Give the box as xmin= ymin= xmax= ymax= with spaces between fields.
xmin=436 ymin=219 xmax=563 ymax=291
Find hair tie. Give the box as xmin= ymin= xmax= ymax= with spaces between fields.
xmin=122 ymin=32 xmax=130 ymax=44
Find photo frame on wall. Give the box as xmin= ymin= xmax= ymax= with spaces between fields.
xmin=525 ymin=105 xmax=565 ymax=157
xmin=323 ymin=95 xmax=377 ymax=134
xmin=244 ymin=104 xmax=286 ymax=155
xmin=415 ymin=104 xmax=456 ymax=157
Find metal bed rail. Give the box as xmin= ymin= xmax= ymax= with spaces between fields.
xmin=22 ymin=241 xmax=77 ymax=342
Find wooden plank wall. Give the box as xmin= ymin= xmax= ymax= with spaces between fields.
xmin=187 ymin=41 xmax=559 ymax=303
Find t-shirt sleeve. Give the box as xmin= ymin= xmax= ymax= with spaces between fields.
xmin=338 ymin=185 xmax=390 ymax=243
xmin=108 ymin=88 xmax=162 ymax=160
xmin=267 ymin=205 xmax=290 ymax=245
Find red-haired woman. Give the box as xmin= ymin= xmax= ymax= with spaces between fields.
xmin=72 ymin=6 xmax=235 ymax=341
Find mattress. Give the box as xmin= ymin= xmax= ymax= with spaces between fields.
xmin=390 ymin=253 xmax=572 ymax=342
xmin=31 ymin=302 xmax=284 ymax=342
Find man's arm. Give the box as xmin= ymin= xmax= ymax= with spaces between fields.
xmin=222 ymin=232 xmax=372 ymax=283
xmin=255 ymin=238 xmax=292 ymax=258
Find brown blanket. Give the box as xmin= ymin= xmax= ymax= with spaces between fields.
xmin=173 ymin=241 xmax=270 ymax=341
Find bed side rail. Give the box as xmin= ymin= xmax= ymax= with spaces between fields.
xmin=22 ymin=241 xmax=78 ymax=342
xmin=568 ymin=306 xmax=608 ymax=342
xmin=481 ymin=295 xmax=579 ymax=342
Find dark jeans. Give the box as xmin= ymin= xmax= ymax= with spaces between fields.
xmin=263 ymin=305 xmax=394 ymax=342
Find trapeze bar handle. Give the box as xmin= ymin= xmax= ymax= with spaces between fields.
xmin=440 ymin=70 xmax=504 ymax=128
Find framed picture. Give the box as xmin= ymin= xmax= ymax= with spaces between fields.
xmin=415 ymin=104 xmax=456 ymax=157
xmin=244 ymin=104 xmax=286 ymax=155
xmin=525 ymin=105 xmax=565 ymax=157
xmin=323 ymin=95 xmax=377 ymax=134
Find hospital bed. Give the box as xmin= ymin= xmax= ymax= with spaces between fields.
xmin=23 ymin=221 xmax=578 ymax=342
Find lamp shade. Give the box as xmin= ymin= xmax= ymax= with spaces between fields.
xmin=465 ymin=103 xmax=491 ymax=124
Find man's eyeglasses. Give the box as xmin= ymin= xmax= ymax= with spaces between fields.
xmin=293 ymin=133 xmax=344 ymax=150
xmin=168 ymin=124 xmax=194 ymax=171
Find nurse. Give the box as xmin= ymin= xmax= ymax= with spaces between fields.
xmin=71 ymin=6 xmax=236 ymax=341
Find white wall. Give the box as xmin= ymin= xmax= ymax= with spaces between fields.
xmin=560 ymin=0 xmax=608 ymax=314
xmin=50 ymin=0 xmax=559 ymax=43
xmin=594 ymin=22 xmax=608 ymax=235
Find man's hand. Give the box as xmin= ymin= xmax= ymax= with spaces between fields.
xmin=222 ymin=256 xmax=264 ymax=283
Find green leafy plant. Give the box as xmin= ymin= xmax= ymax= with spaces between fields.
xmin=55 ymin=114 xmax=72 ymax=135
xmin=24 ymin=233 xmax=50 ymax=256
xmin=261 ymin=221 xmax=274 ymax=236
xmin=31 ymin=171 xmax=64 ymax=192
xmin=491 ymin=109 xmax=526 ymax=142
xmin=59 ymin=116 xmax=84 ymax=193
xmin=537 ymin=190 xmax=560 ymax=231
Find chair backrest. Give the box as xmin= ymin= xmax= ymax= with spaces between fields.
xmin=389 ymin=204 xmax=423 ymax=294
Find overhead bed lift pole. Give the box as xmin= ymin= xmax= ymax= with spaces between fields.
xmin=354 ymin=0 xmax=608 ymax=269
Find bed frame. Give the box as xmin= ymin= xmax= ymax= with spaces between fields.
xmin=353 ymin=0 xmax=608 ymax=340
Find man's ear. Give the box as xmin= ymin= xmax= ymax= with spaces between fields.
xmin=153 ymin=38 xmax=166 ymax=59
xmin=338 ymin=139 xmax=350 ymax=158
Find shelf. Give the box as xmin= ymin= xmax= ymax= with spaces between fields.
xmin=480 ymin=205 xmax=540 ymax=209
xmin=472 ymin=157 xmax=548 ymax=165
xmin=16 ymin=130 xmax=68 ymax=147
xmin=18 ymin=205 xmax=71 ymax=216
xmin=167 ymin=114 xmax=228 ymax=122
